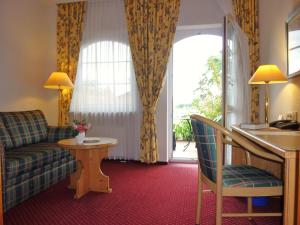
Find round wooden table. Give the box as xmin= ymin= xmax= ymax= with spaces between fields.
xmin=58 ymin=137 xmax=117 ymax=199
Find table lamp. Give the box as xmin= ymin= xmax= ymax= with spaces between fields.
xmin=44 ymin=72 xmax=74 ymax=125
xmin=248 ymin=65 xmax=288 ymax=123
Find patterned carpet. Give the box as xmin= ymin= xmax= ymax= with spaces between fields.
xmin=5 ymin=161 xmax=281 ymax=225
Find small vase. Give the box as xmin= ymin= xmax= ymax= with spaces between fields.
xmin=75 ymin=132 xmax=85 ymax=144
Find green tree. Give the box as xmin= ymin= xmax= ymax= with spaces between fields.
xmin=173 ymin=54 xmax=222 ymax=141
xmin=174 ymin=120 xmax=192 ymax=140
xmin=192 ymin=54 xmax=222 ymax=122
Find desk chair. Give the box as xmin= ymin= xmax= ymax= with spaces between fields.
xmin=190 ymin=114 xmax=283 ymax=225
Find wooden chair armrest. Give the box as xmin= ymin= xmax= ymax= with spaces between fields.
xmin=228 ymin=133 xmax=283 ymax=163
xmin=222 ymin=138 xmax=252 ymax=165
xmin=222 ymin=138 xmax=241 ymax=148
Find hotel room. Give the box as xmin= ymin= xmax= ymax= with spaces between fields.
xmin=0 ymin=0 xmax=300 ymax=224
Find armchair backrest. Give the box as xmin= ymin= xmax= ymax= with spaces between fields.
xmin=191 ymin=116 xmax=218 ymax=182
xmin=191 ymin=114 xmax=283 ymax=179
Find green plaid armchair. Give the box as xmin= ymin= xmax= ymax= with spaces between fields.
xmin=190 ymin=114 xmax=283 ymax=225
xmin=0 ymin=110 xmax=77 ymax=211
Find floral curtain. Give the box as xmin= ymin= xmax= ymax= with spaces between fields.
xmin=125 ymin=0 xmax=180 ymax=163
xmin=233 ymin=0 xmax=260 ymax=122
xmin=56 ymin=2 xmax=86 ymax=125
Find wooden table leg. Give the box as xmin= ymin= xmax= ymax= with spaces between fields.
xmin=69 ymin=150 xmax=90 ymax=199
xmin=68 ymin=147 xmax=111 ymax=198
xmin=283 ymin=158 xmax=296 ymax=225
xmin=69 ymin=150 xmax=78 ymax=190
xmin=89 ymin=148 xmax=112 ymax=193
xmin=69 ymin=161 xmax=81 ymax=190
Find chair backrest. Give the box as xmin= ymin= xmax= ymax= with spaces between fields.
xmin=191 ymin=115 xmax=218 ymax=182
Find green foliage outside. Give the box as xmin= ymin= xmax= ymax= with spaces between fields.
xmin=174 ymin=54 xmax=222 ymax=140
xmin=192 ymin=55 xmax=222 ymax=121
xmin=174 ymin=119 xmax=192 ymax=140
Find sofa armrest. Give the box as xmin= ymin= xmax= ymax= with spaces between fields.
xmin=0 ymin=142 xmax=3 ymax=221
xmin=0 ymin=142 xmax=4 ymax=162
xmin=47 ymin=126 xmax=77 ymax=143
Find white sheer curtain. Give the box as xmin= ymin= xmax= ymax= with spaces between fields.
xmin=225 ymin=19 xmax=251 ymax=127
xmin=71 ymin=0 xmax=141 ymax=160
xmin=216 ymin=0 xmax=251 ymax=164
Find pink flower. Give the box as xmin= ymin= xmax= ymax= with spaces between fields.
xmin=73 ymin=120 xmax=91 ymax=133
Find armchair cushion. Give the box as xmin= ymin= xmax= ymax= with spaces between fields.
xmin=0 ymin=110 xmax=48 ymax=148
xmin=223 ymin=165 xmax=282 ymax=188
xmin=47 ymin=126 xmax=77 ymax=142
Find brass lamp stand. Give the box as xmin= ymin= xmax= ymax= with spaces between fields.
xmin=58 ymin=88 xmax=64 ymax=126
xmin=264 ymin=82 xmax=270 ymax=123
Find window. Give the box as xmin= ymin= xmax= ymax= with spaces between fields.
xmin=71 ymin=40 xmax=137 ymax=114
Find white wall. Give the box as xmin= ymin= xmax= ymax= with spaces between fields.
xmin=0 ymin=0 xmax=58 ymax=125
xmin=177 ymin=0 xmax=223 ymax=26
xmin=260 ymin=0 xmax=300 ymax=122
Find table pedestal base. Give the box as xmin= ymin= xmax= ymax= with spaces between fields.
xmin=69 ymin=148 xmax=111 ymax=199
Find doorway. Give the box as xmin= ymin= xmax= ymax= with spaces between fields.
xmin=171 ymin=26 xmax=223 ymax=161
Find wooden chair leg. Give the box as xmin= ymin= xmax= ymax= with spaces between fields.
xmin=196 ymin=166 xmax=202 ymax=225
xmin=216 ymin=190 xmax=222 ymax=225
xmin=216 ymin=130 xmax=223 ymax=225
xmin=247 ymin=197 xmax=253 ymax=220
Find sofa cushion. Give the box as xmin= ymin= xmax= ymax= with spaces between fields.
xmin=0 ymin=110 xmax=48 ymax=148
xmin=0 ymin=118 xmax=13 ymax=149
xmin=4 ymin=155 xmax=75 ymax=187
xmin=5 ymin=142 xmax=71 ymax=179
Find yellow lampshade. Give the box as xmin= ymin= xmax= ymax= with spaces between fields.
xmin=248 ymin=65 xmax=288 ymax=84
xmin=44 ymin=72 xmax=73 ymax=89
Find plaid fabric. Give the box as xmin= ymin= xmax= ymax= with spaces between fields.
xmin=4 ymin=156 xmax=74 ymax=188
xmin=47 ymin=126 xmax=77 ymax=142
xmin=5 ymin=143 xmax=71 ymax=179
xmin=4 ymin=159 xmax=76 ymax=212
xmin=191 ymin=119 xmax=217 ymax=182
xmin=0 ymin=118 xmax=13 ymax=149
xmin=0 ymin=110 xmax=48 ymax=148
xmin=223 ymin=165 xmax=282 ymax=188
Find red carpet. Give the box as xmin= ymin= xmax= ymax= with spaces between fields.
xmin=5 ymin=161 xmax=281 ymax=225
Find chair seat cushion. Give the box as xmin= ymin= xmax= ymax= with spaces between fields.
xmin=5 ymin=142 xmax=71 ymax=179
xmin=223 ymin=165 xmax=282 ymax=188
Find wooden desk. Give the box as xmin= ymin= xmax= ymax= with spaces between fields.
xmin=232 ymin=126 xmax=300 ymax=225
xmin=58 ymin=137 xmax=117 ymax=199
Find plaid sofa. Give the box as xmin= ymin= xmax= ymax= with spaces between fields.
xmin=0 ymin=110 xmax=77 ymax=211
